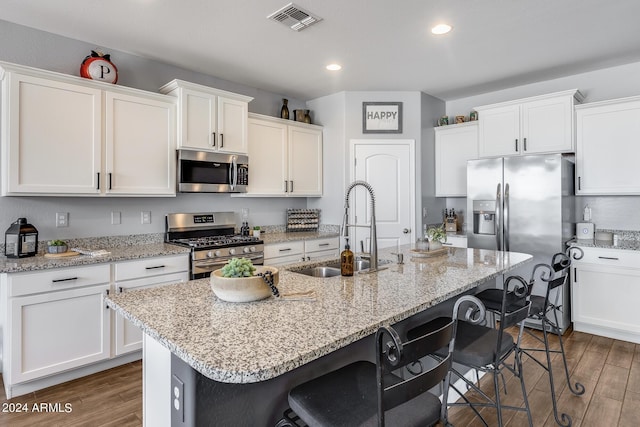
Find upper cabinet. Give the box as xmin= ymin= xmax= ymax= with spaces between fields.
xmin=160 ymin=80 xmax=253 ymax=154
xmin=575 ymin=96 xmax=640 ymax=195
xmin=434 ymin=122 xmax=478 ymax=197
xmin=245 ymin=113 xmax=323 ymax=197
xmin=0 ymin=62 xmax=176 ymax=196
xmin=475 ymin=89 xmax=583 ymax=158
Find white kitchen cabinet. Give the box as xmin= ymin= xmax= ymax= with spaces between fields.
xmin=0 ymin=62 xmax=177 ymax=196
xmin=113 ymin=255 xmax=189 ymax=355
xmin=264 ymin=240 xmax=306 ymax=265
xmin=571 ymin=246 xmax=640 ymax=343
xmin=442 ymin=235 xmax=468 ymax=248
xmin=475 ymin=90 xmax=582 ymax=158
xmin=435 ymin=122 xmax=478 ymax=197
xmin=160 ymin=79 xmax=253 ymax=154
xmin=304 ymin=237 xmax=339 ymax=261
xmin=575 ymin=96 xmax=640 ymax=195
xmin=3 ymin=264 xmax=111 ymax=386
xmin=246 ymin=114 xmax=323 ymax=197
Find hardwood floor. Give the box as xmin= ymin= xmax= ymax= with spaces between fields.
xmin=1 ymin=328 xmax=639 ymax=426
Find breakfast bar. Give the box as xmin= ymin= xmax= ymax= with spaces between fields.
xmin=106 ymin=245 xmax=532 ymax=426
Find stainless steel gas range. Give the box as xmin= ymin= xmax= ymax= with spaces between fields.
xmin=165 ymin=212 xmax=264 ymax=279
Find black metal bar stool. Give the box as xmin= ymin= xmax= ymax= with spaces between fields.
xmin=407 ymin=279 xmax=533 ymax=427
xmin=518 ymin=247 xmax=585 ymax=427
xmin=278 ymin=296 xmax=476 ymax=427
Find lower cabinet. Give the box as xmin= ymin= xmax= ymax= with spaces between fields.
xmin=3 ymin=264 xmax=111 ymax=385
xmin=442 ymin=235 xmax=468 ymax=248
xmin=113 ymin=255 xmax=189 ymax=355
xmin=304 ymin=237 xmax=339 ymax=261
xmin=571 ymin=246 xmax=640 ymax=343
xmin=0 ymin=253 xmax=189 ymax=398
xmin=264 ymin=237 xmax=339 ymax=265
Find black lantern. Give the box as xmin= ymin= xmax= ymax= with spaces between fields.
xmin=4 ymin=218 xmax=39 ymax=258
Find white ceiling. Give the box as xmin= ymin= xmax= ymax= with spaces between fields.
xmin=3 ymin=0 xmax=640 ymax=101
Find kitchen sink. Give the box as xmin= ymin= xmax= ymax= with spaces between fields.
xmin=294 ymin=266 xmax=342 ymax=278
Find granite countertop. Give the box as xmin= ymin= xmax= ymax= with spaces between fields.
xmin=106 ymin=245 xmax=532 ymax=384
xmin=0 ymin=241 xmax=190 ymax=274
xmin=570 ymin=229 xmax=640 ymax=251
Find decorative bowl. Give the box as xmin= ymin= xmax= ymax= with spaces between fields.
xmin=210 ymin=266 xmax=279 ymax=303
xmin=47 ymin=245 xmax=68 ymax=254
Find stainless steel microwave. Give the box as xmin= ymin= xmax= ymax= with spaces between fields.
xmin=177 ymin=150 xmax=248 ymax=193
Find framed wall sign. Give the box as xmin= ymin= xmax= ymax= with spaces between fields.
xmin=362 ymin=102 xmax=403 ymax=133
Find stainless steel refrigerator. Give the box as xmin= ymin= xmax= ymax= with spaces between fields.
xmin=466 ymin=153 xmax=575 ymax=332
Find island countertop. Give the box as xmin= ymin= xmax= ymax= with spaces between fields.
xmin=106 ymin=245 xmax=532 ymax=384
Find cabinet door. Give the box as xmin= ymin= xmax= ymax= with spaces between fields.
xmin=217 ymin=96 xmax=248 ymax=154
xmin=521 ymin=95 xmax=573 ymax=154
xmin=3 ymin=73 xmax=101 ymax=195
xmin=435 ymin=123 xmax=478 ymax=197
xmin=576 ymin=99 xmax=640 ymax=195
xmin=179 ymin=88 xmax=216 ymax=150
xmin=10 ymin=284 xmax=111 ymax=383
xmin=105 ymin=92 xmax=176 ymax=195
xmin=572 ymin=263 xmax=640 ymax=342
xmin=114 ymin=272 xmax=188 ymax=356
xmin=288 ymin=126 xmax=323 ymax=196
xmin=478 ymin=104 xmax=520 ymax=158
xmin=247 ymin=118 xmax=288 ymax=194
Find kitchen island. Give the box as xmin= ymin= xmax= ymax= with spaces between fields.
xmin=106 ymin=245 xmax=532 ymax=426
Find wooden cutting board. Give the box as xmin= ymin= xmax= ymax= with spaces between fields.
xmin=44 ymin=251 xmax=80 ymax=258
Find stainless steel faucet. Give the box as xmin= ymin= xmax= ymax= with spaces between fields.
xmin=341 ymin=180 xmax=378 ymax=271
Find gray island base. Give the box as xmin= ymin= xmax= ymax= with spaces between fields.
xmin=107 ymin=245 xmax=532 ymax=426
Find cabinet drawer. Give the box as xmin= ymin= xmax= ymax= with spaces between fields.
xmin=8 ymin=264 xmax=110 ymax=297
xmin=442 ymin=235 xmax=468 ymax=248
xmin=114 ymin=254 xmax=189 ymax=281
xmin=573 ymin=246 xmax=640 ymax=269
xmin=304 ymin=237 xmax=339 ymax=253
xmin=116 ymin=272 xmax=189 ymax=292
xmin=264 ymin=241 xmax=304 ymax=259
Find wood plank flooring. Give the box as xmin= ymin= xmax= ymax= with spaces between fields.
xmin=1 ymin=328 xmax=639 ymax=426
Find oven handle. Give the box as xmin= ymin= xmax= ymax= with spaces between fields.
xmin=194 ymin=254 xmax=264 ymax=268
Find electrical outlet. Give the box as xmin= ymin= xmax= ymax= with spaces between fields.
xmin=56 ymin=212 xmax=69 ymax=228
xmin=111 ymin=211 xmax=121 ymax=225
xmin=141 ymin=211 xmax=151 ymax=224
xmin=171 ymin=374 xmax=184 ymax=422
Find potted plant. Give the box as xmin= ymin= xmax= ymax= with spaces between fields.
xmin=47 ymin=239 xmax=68 ymax=254
xmin=252 ymin=226 xmax=261 ymax=238
xmin=210 ymin=257 xmax=278 ymax=303
xmin=426 ymin=225 xmax=447 ymax=251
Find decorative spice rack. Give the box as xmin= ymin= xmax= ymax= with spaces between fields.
xmin=286 ymin=209 xmax=320 ymax=232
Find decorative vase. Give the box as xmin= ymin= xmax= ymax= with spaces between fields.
xmin=280 ymin=99 xmax=289 ymax=120
xmin=429 ymin=241 xmax=443 ymax=251
xmin=210 ymin=267 xmax=279 ymax=303
xmin=294 ymin=109 xmax=306 ymax=122
xmin=303 ymin=110 xmax=311 ymax=124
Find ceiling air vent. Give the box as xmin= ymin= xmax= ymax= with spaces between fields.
xmin=267 ymin=3 xmax=323 ymax=32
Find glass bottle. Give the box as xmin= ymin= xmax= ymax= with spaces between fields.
xmin=340 ymin=241 xmax=354 ymax=276
xmin=281 ymin=99 xmax=290 ymax=120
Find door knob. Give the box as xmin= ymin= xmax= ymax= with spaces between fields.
xmin=403 ymin=228 xmax=411 ymax=234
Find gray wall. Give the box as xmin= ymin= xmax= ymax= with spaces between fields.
xmin=444 ymin=60 xmax=640 ymax=231
xmin=0 ymin=20 xmax=309 ymax=241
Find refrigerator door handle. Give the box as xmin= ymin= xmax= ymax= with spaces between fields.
xmin=495 ymin=183 xmax=502 ymax=250
xmin=504 ymin=183 xmax=510 ymax=252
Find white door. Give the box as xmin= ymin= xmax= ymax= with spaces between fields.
xmin=350 ymin=140 xmax=415 ymax=252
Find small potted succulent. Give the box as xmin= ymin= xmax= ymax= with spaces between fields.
xmin=252 ymin=226 xmax=261 ymax=238
xmin=47 ymin=239 xmax=68 ymax=254
xmin=210 ymin=258 xmax=278 ymax=303
xmin=426 ymin=225 xmax=447 ymax=251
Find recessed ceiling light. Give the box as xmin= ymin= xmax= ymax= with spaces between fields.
xmin=431 ymin=24 xmax=452 ymax=35
xmin=326 ymin=63 xmax=342 ymax=71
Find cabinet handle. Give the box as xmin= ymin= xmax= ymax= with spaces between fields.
xmin=145 ymin=265 xmax=166 ymax=270
xmin=220 ymin=133 xmax=224 ymax=148
xmin=289 ymin=180 xmax=294 ymax=192
xmin=307 ymin=256 xmax=310 ymax=261
xmin=598 ymin=256 xmax=619 ymax=260
xmin=279 ymin=248 xmax=292 ymax=252
xmin=319 ymin=243 xmax=330 ymax=247
xmin=574 ymin=267 xmax=577 ymax=282
xmin=97 ymin=172 xmax=100 ymax=190
xmin=108 ymin=173 xmax=112 ymax=190
xmin=212 ymin=132 xmax=216 ymax=147
xmin=52 ymin=277 xmax=78 ymax=283
xmin=523 ymin=137 xmax=527 ymax=151
xmin=284 ymin=180 xmax=288 ymax=193
xmin=443 ymin=242 xmax=453 ymax=246
xmin=515 ymin=139 xmax=518 ymax=152
xmin=118 ymin=286 xmax=124 ymax=293
xmin=578 ymin=176 xmax=581 ymax=191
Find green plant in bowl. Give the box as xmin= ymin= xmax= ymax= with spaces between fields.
xmin=47 ymin=239 xmax=68 ymax=254
xmin=426 ymin=225 xmax=447 ymax=243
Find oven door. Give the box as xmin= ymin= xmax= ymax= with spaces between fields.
xmin=177 ymin=150 xmax=248 ymax=193
xmin=192 ymin=253 xmax=264 ymax=279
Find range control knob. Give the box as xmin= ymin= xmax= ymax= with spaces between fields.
xmin=229 ymin=248 xmax=236 ymax=255
xmin=207 ymin=251 xmax=214 ymax=258
xmin=243 ymin=247 xmax=251 ymax=253
xmin=214 ymin=250 xmax=222 ymax=257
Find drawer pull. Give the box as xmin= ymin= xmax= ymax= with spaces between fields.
xmin=145 ymin=265 xmax=166 ymax=270
xmin=442 ymin=242 xmax=453 ymax=246
xmin=52 ymin=277 xmax=78 ymax=283
xmin=598 ymin=256 xmax=619 ymax=260
xmin=319 ymin=243 xmax=330 ymax=247
xmin=279 ymin=248 xmax=292 ymax=252
xmin=118 ymin=286 xmax=124 ymax=293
